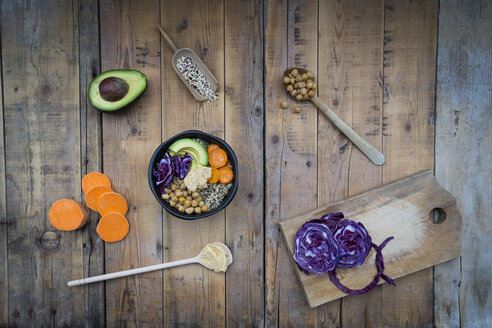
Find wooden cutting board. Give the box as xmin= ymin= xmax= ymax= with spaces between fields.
xmin=279 ymin=170 xmax=461 ymax=308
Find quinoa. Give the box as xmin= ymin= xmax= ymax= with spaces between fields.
xmin=201 ymin=182 xmax=233 ymax=211
xmin=176 ymin=56 xmax=218 ymax=102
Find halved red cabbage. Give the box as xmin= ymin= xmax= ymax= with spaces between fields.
xmin=293 ymin=220 xmax=340 ymax=274
xmin=292 ymin=212 xmax=395 ymax=295
xmin=153 ymin=152 xmax=192 ymax=191
xmin=331 ymin=219 xmax=372 ymax=268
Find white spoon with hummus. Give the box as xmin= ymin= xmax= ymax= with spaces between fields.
xmin=67 ymin=242 xmax=233 ymax=287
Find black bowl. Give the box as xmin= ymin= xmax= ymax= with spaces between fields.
xmin=148 ymin=130 xmax=238 ymax=220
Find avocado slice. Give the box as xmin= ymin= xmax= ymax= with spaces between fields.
xmin=89 ymin=69 xmax=147 ymax=112
xmin=168 ymin=138 xmax=208 ymax=166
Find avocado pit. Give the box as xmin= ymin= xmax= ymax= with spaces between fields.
xmin=99 ymin=77 xmax=129 ymax=102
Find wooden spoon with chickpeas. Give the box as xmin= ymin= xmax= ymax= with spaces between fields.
xmin=283 ymin=67 xmax=385 ymax=166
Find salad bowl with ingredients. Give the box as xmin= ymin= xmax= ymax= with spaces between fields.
xmin=148 ymin=130 xmax=238 ymax=219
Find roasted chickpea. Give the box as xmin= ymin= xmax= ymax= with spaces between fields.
xmin=300 ymin=88 xmax=307 ymax=95
xmin=289 ymin=77 xmax=295 ymax=84
xmin=185 ymin=207 xmax=194 ymax=215
xmin=308 ymin=89 xmax=315 ymax=97
xmin=171 ymin=196 xmax=179 ymax=202
xmin=283 ymin=76 xmax=290 ymax=84
xmin=178 ymin=197 xmax=185 ymax=203
xmin=180 ymin=185 xmax=186 ymax=191
xmin=201 ymin=205 xmax=209 ymax=212
xmin=286 ymin=84 xmax=294 ymax=92
xmin=199 ymin=201 xmax=205 ymax=207
xmin=192 ymin=192 xmax=200 ymax=199
xmin=178 ymin=206 xmax=185 ymax=213
xmin=171 ymin=184 xmax=178 ymax=191
xmin=307 ymin=71 xmax=314 ymax=78
xmin=184 ymin=200 xmax=192 ymax=208
xmin=186 ymin=196 xmax=192 ymax=201
xmin=290 ymin=89 xmax=298 ymax=97
xmin=301 ymin=73 xmax=309 ymax=81
xmin=293 ymin=106 xmax=301 ymax=113
xmin=312 ymin=83 xmax=317 ymax=90
xmin=169 ymin=201 xmax=177 ymax=207
xmin=295 ymin=75 xmax=302 ymax=82
xmin=164 ymin=188 xmax=171 ymax=194
xmin=183 ymin=191 xmax=188 ymax=197
xmin=194 ymin=207 xmax=202 ymax=214
xmin=296 ymin=94 xmax=303 ymax=101
xmin=196 ymin=196 xmax=202 ymax=202
xmin=191 ymin=200 xmax=198 ymax=207
xmin=162 ymin=194 xmax=170 ymax=200
xmin=291 ymin=68 xmax=299 ymax=77
xmin=175 ymin=190 xmax=183 ymax=197
xmin=298 ymin=81 xmax=306 ymax=89
xmin=280 ymin=101 xmax=288 ymax=109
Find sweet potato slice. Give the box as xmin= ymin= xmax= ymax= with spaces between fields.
xmin=82 ymin=172 xmax=111 ymax=194
xmin=49 ymin=199 xmax=88 ymax=231
xmin=96 ymin=212 xmax=129 ymax=242
xmin=97 ymin=192 xmax=128 ymax=216
xmin=85 ymin=185 xmax=113 ymax=211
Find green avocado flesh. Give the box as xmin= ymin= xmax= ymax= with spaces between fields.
xmin=168 ymin=138 xmax=208 ymax=167
xmin=89 ymin=70 xmax=147 ymax=111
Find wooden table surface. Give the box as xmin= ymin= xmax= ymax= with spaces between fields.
xmin=0 ymin=0 xmax=490 ymax=327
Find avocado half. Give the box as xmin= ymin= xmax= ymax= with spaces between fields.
xmin=168 ymin=138 xmax=209 ymax=168
xmin=89 ymin=69 xmax=147 ymax=112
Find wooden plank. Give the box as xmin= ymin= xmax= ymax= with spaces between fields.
xmin=381 ymin=0 xmax=438 ymax=326
xmin=317 ymin=0 xmax=384 ymax=325
xmin=434 ymin=0 xmax=492 ymax=327
xmin=265 ymin=0 xmax=326 ymax=326
xmin=99 ymin=0 xmax=163 ymax=326
xmin=0 ymin=25 xmax=8 ymax=327
xmin=1 ymin=0 xmax=84 ymax=326
xmin=224 ymin=0 xmax=264 ymax=326
xmin=160 ymin=1 xmax=226 ymax=326
xmin=280 ymin=170 xmax=461 ymax=307
xmin=77 ymin=0 xmax=105 ymax=326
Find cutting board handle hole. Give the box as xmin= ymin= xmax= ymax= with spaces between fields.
xmin=430 ymin=208 xmax=447 ymax=224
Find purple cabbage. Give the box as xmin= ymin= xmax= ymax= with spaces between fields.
xmin=292 ymin=212 xmax=395 ymax=295
xmin=293 ymin=220 xmax=340 ymax=274
xmin=331 ymin=219 xmax=372 ymax=268
xmin=153 ymin=152 xmax=192 ymax=191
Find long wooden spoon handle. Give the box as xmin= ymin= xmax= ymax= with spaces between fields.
xmin=68 ymin=257 xmax=198 ymax=287
xmin=311 ymin=96 xmax=385 ymax=166
xmin=157 ymin=24 xmax=178 ymax=53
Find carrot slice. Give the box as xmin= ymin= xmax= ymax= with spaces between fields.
xmin=85 ymin=185 xmax=113 ymax=211
xmin=207 ymin=144 xmax=220 ymax=154
xmin=49 ymin=199 xmax=88 ymax=231
xmin=96 ymin=212 xmax=129 ymax=242
xmin=82 ymin=172 xmax=111 ymax=194
xmin=97 ymin=192 xmax=128 ymax=216
xmin=208 ymin=167 xmax=220 ymax=184
xmin=218 ymin=166 xmax=234 ymax=184
xmin=209 ymin=148 xmax=228 ymax=168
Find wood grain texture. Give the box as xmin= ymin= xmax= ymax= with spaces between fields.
xmin=77 ymin=0 xmax=105 ymax=325
xmin=1 ymin=0 xmax=83 ymax=326
xmin=100 ymin=0 xmax=163 ymax=326
xmin=381 ymin=0 xmax=438 ymax=326
xmin=434 ymin=0 xmax=492 ymax=327
xmin=0 ymin=24 xmax=7 ymax=327
xmin=280 ymin=171 xmax=461 ymax=307
xmin=317 ymin=0 xmax=385 ymax=325
xmin=265 ymin=0 xmax=327 ymax=326
xmin=224 ymin=0 xmax=264 ymax=326
xmin=160 ymin=1 xmax=226 ymax=326
xmin=264 ymin=0 xmax=288 ymax=325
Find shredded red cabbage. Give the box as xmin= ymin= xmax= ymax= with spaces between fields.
xmin=293 ymin=220 xmax=340 ymax=274
xmin=292 ymin=212 xmax=395 ymax=295
xmin=153 ymin=152 xmax=192 ymax=191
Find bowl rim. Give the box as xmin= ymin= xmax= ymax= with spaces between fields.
xmin=148 ymin=130 xmax=239 ymax=220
